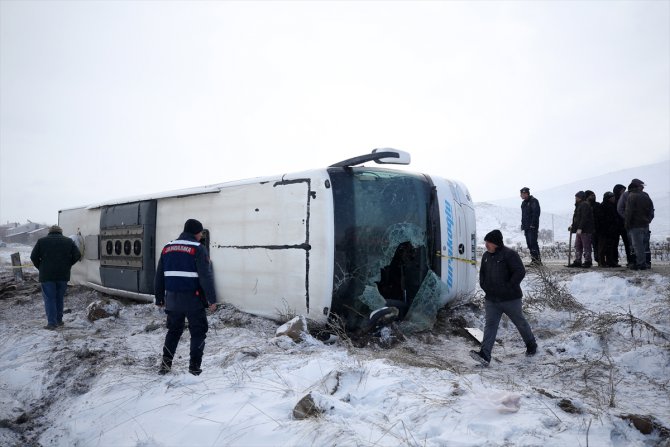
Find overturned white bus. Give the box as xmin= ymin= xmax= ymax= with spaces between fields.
xmin=59 ymin=149 xmax=476 ymax=332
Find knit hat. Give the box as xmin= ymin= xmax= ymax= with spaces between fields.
xmin=183 ymin=219 xmax=204 ymax=235
xmin=630 ymin=178 xmax=645 ymax=187
xmin=520 ymin=187 xmax=530 ymax=194
xmin=49 ymin=225 xmax=63 ymax=234
xmin=584 ymin=190 xmax=595 ymax=199
xmin=575 ymin=191 xmax=586 ymax=200
xmin=484 ymin=230 xmax=504 ymax=247
xmin=603 ymin=191 xmax=615 ymax=201
xmin=613 ymin=184 xmax=626 ymax=195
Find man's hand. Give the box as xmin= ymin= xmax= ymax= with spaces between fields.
xmin=577 ymin=229 xmax=582 ymax=234
xmin=209 ymin=303 xmax=217 ymax=312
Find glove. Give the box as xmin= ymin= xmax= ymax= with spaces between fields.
xmin=577 ymin=229 xmax=582 ymax=234
xmin=568 ymin=226 xmax=572 ymax=232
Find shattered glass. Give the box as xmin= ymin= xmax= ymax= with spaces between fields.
xmin=328 ymin=168 xmax=448 ymax=332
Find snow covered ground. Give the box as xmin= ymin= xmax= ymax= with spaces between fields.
xmin=1 ymin=244 xmax=668 ymax=447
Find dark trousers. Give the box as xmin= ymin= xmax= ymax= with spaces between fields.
xmin=41 ymin=281 xmax=68 ymax=326
xmin=615 ymin=226 xmax=633 ymax=265
xmin=598 ymin=234 xmax=619 ymax=267
xmin=481 ymin=298 xmax=536 ymax=359
xmin=163 ymin=308 xmax=209 ymax=362
xmin=524 ymin=228 xmax=541 ymax=261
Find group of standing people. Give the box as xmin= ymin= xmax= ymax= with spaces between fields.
xmin=471 ymin=178 xmax=655 ymax=366
xmin=568 ymin=178 xmax=654 ymax=270
xmin=519 ymin=179 xmax=655 ymax=270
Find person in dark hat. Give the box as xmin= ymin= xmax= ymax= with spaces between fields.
xmin=469 ymin=230 xmax=537 ymax=366
xmin=596 ymin=191 xmax=620 ymax=267
xmin=155 ymin=218 xmax=217 ymax=375
xmin=613 ymin=184 xmax=633 ymax=267
xmin=585 ymin=190 xmax=601 ymax=265
xmin=519 ymin=187 xmax=542 ymax=266
xmin=30 ymin=225 xmax=81 ymax=329
xmin=625 ymin=181 xmax=654 ymax=270
xmin=568 ymin=191 xmax=595 ymax=268
xmin=617 ymin=179 xmax=650 ymax=268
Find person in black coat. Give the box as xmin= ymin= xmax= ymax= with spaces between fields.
xmin=470 ymin=230 xmax=537 ymax=366
xmin=625 ymin=181 xmax=654 ymax=270
xmin=569 ymin=191 xmax=595 ymax=268
xmin=597 ymin=192 xmax=621 ymax=267
xmin=155 ymin=219 xmax=217 ymax=375
xmin=520 ymin=187 xmax=542 ymax=266
xmin=613 ymin=184 xmax=633 ymax=266
xmin=585 ymin=190 xmax=600 ymax=265
xmin=30 ymin=225 xmax=81 ymax=329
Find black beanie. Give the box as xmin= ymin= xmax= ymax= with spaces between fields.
xmin=575 ymin=191 xmax=586 ymax=200
xmin=484 ymin=230 xmax=504 ymax=247
xmin=183 ymin=218 xmax=204 ymax=235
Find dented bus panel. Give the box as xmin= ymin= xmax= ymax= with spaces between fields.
xmin=59 ymin=150 xmax=476 ymax=331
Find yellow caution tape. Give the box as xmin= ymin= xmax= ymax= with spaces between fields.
xmin=436 ymin=252 xmax=477 ymax=265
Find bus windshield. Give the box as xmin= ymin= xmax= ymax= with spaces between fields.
xmin=328 ymin=167 xmax=444 ymax=332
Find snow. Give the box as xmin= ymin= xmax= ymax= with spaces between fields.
xmin=1 ymin=244 xmax=669 ymax=446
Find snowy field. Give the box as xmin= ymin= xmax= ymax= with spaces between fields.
xmin=1 ymin=244 xmax=668 ymax=446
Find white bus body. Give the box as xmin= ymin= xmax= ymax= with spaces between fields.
xmin=59 ymin=151 xmax=476 ymax=331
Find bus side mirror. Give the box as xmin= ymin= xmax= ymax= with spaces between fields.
xmin=372 ymin=148 xmax=411 ymax=165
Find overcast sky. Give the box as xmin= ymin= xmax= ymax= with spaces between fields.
xmin=1 ymin=0 xmax=668 ymax=224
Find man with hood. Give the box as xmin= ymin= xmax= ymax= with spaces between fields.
xmin=520 ymin=187 xmax=542 ymax=266
xmin=30 ymin=225 xmax=81 ymax=329
xmin=155 ymin=218 xmax=217 ymax=375
xmin=470 ymin=230 xmax=537 ymax=366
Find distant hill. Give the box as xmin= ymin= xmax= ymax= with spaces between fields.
xmin=476 ymin=159 xmax=669 ymax=244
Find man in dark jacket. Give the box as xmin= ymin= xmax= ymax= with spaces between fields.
xmin=625 ymin=181 xmax=654 ymax=270
xmin=520 ymin=187 xmax=541 ymax=266
xmin=568 ymin=191 xmax=595 ymax=268
xmin=155 ymin=219 xmax=217 ymax=375
xmin=585 ymin=190 xmax=600 ymax=265
xmin=613 ymin=184 xmax=633 ymax=267
xmin=597 ymin=192 xmax=620 ymax=267
xmin=30 ymin=225 xmax=81 ymax=329
xmin=470 ymin=230 xmax=537 ymax=366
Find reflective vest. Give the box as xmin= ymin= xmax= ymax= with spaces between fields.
xmin=161 ymin=239 xmax=201 ymax=292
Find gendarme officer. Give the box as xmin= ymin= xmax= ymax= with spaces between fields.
xmin=155 ymin=218 xmax=217 ymax=375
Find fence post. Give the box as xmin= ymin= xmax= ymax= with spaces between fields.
xmin=10 ymin=252 xmax=24 ymax=282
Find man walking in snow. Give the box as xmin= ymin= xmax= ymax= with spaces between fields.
xmin=30 ymin=225 xmax=81 ymax=330
xmin=470 ymin=230 xmax=537 ymax=366
xmin=155 ymin=218 xmax=217 ymax=375
xmin=520 ymin=187 xmax=541 ymax=266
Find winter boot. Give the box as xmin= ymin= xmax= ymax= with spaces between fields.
xmin=189 ymin=357 xmax=202 ymax=376
xmin=158 ymin=356 xmax=172 ymax=375
xmin=581 ymin=261 xmax=592 ymax=268
xmin=567 ymin=260 xmax=582 ymax=268
xmin=469 ymin=350 xmax=490 ymax=366
xmin=525 ymin=342 xmax=537 ymax=356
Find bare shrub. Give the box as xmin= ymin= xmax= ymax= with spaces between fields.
xmin=523 ymin=265 xmax=585 ymax=313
